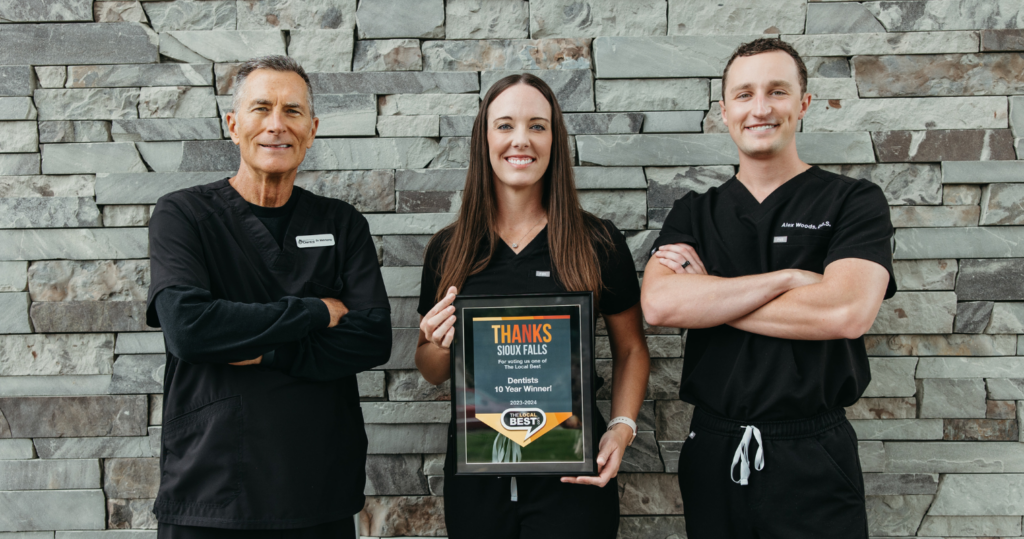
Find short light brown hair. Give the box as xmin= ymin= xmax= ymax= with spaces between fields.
xmin=721 ymin=38 xmax=808 ymax=97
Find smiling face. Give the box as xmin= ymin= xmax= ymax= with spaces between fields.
xmin=721 ymin=50 xmax=811 ymax=160
xmin=486 ymin=83 xmax=553 ymax=191
xmin=227 ymin=69 xmax=318 ymax=177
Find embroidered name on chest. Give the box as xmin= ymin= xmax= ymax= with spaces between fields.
xmin=296 ymin=234 xmax=335 ymax=248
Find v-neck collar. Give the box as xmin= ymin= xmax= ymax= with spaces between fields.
xmin=214 ymin=179 xmax=313 ymax=271
xmin=499 ymin=225 xmax=549 ymax=258
xmin=726 ymin=166 xmax=818 ymax=221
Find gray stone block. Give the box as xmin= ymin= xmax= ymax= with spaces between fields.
xmin=30 ymin=302 xmax=149 ymax=333
xmin=850 ymin=419 xmax=943 ymax=440
xmin=866 ymin=0 xmax=1024 ymax=32
xmin=929 ymin=473 xmax=1024 ymax=515
xmin=868 ymin=292 xmax=957 ymax=335
xmin=596 ymin=79 xmax=708 ymax=112
xmin=804 ymin=96 xmax=1007 ymax=133
xmin=0 ymin=229 xmax=147 ymax=261
xmin=143 ymin=0 xmax=234 ymax=31
xmin=0 ymin=23 xmax=158 ymax=65
xmin=0 ymin=375 xmax=112 ymax=397
xmin=94 ymin=172 xmax=227 ymax=205
xmin=619 ymin=432 xmax=663 ymax=472
xmin=984 ymin=28 xmax=1024 ymax=51
xmin=108 ymin=355 xmax=163 ymax=395
xmin=377 ymin=116 xmax=440 ymax=138
xmin=642 ymin=111 xmax=704 ymax=133
xmin=366 ymin=424 xmax=447 ymax=454
xmin=657 ymin=441 xmax=681 ymax=473
xmin=480 ymin=70 xmax=594 ymax=112
xmin=0 ymin=334 xmax=114 ymax=376
xmin=0 ymin=459 xmax=100 ymax=490
xmin=865 ymin=495 xmax=933 ymax=536
xmin=988 ymin=378 xmax=1024 ymax=399
xmin=862 ymin=357 xmax=918 ymax=398
xmin=67 ymin=64 xmax=212 ymax=88
xmin=422 ymin=38 xmax=592 ymax=71
xmin=0 ymin=175 xmax=93 ymax=198
xmin=365 ymin=454 xmax=428 ymax=496
xmin=394 ymin=169 xmax=465 ymax=191
xmin=130 ymin=141 xmax=225 ymax=172
xmin=0 ymin=262 xmax=26 ymax=293
xmin=34 ymin=89 xmax=138 ymax=121
xmin=362 ymin=402 xmax=448 ymax=424
xmin=889 ymin=205 xmax=979 ymax=227
xmin=573 ymin=167 xmax=646 ymax=189
xmin=981 ymin=183 xmax=1024 ymax=225
xmin=785 ymin=31 xmax=980 ymax=57
xmin=863 ymin=473 xmax=938 ymax=495
xmin=822 ymin=164 xmax=943 ymax=206
xmin=0 ymin=97 xmax=37 ymax=120
xmin=617 ymin=473 xmax=684 ymax=515
xmin=655 ymin=399 xmax=694 ymax=441
xmin=304 ymin=138 xmax=440 ymax=170
xmin=593 ymin=35 xmax=755 ymax=78
xmin=438 ymin=116 xmax=474 ymax=137
xmin=103 ymin=458 xmax=158 ymax=499
xmin=942 ymin=160 xmax=1024 ymax=183
xmin=669 ymin=0 xmax=804 ymax=35
xmin=357 ymin=370 xmax=385 ymax=399
xmin=919 ymin=378 xmax=987 ymax=418
xmin=388 ymin=297 xmax=420 ymax=328
xmin=309 ymin=71 xmax=479 ymax=94
xmin=0 ymin=198 xmax=100 ymax=228
xmin=805 ymin=2 xmax=884 ymax=34
xmin=855 ymin=53 xmax=1024 ymax=98
xmin=645 ymin=165 xmax=732 ymax=207
xmin=106 ymin=498 xmax=158 ymax=532
xmin=380 ymin=94 xmax=479 ymax=117
xmin=0 ymin=293 xmax=30 ymax=334
xmin=375 ymin=327 xmax=419 ymax=369
xmin=874 ymin=129 xmax=1017 ymax=162
xmin=111 ymin=119 xmax=221 ymax=143
xmin=236 ymin=0 xmax=355 ymax=30
xmin=38 ymin=121 xmax=112 ymax=144
xmin=365 ymin=213 xmax=454 ymax=235
xmin=386 ymin=369 xmax=450 ymax=402
xmin=578 ymin=190 xmax=646 ymax=230
xmin=295 ymin=170 xmax=395 ymax=212
xmin=895 ymin=227 xmax=1024 ymax=259
xmin=396 ymin=190 xmax=459 ymax=213
xmin=892 ymin=259 xmax=957 ymax=291
xmin=846 ymin=397 xmax=916 ymax=420
xmin=34 ymin=65 xmax=65 ymax=88
xmin=353 ymin=39 xmax=421 ymax=72
xmin=618 ymin=516 xmax=687 ymax=539
xmin=93 ymin=1 xmax=148 ymax=24
xmin=360 ymin=495 xmax=446 ymax=537
xmin=625 ymin=230 xmax=658 ymax=271
xmin=35 ymin=436 xmax=154 ymax=459
xmin=919 ymin=515 xmax=1023 ymax=537
xmin=530 ymin=0 xmax=667 ymax=38
xmin=446 ymin=0 xmax=529 ymax=39
xmin=42 ymin=143 xmax=146 ymax=175
xmin=382 ymin=235 xmax=430 ymax=266
xmin=0 ymin=438 xmax=34 ymax=459
xmin=163 ymin=31 xmax=286 ymax=63
xmin=806 ymin=78 xmax=859 ymax=100
xmin=288 ymin=29 xmax=355 ymax=73
xmin=309 ymin=94 xmax=376 ymax=137
xmin=102 ymin=205 xmax=151 ymax=228
xmin=138 ymin=87 xmax=216 ymax=119
xmin=0 ymin=67 xmax=34 ymax=97
xmin=356 ymin=0 xmax=443 ymax=39
xmin=860 ymin=440 xmax=885 ymax=472
xmin=988 ymin=302 xmax=1024 ymax=333
xmin=0 ymin=395 xmax=147 ymax=438
xmin=0 ymin=490 xmax=106 ymax=531
xmin=955 ymin=302 xmax=995 ymax=333
xmin=427 ymin=136 xmax=471 ymax=169
xmin=1013 ymin=95 xmax=1023 ymax=137
xmin=865 ymin=333 xmax=1018 ymax=357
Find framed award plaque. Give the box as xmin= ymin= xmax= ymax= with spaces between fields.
xmin=451 ymin=292 xmax=597 ymax=476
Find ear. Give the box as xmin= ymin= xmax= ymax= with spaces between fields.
xmin=798 ymin=92 xmax=812 ymax=120
xmin=307 ymin=116 xmax=319 ymax=148
xmin=718 ymin=99 xmax=727 ymax=124
xmin=226 ymin=111 xmax=239 ymax=144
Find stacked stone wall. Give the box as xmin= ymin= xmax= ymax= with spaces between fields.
xmin=0 ymin=0 xmax=1023 ymax=537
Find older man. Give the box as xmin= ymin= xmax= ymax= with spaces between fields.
xmin=146 ymin=56 xmax=392 ymax=538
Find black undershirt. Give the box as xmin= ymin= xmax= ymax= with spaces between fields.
xmin=247 ymin=193 xmax=299 ymax=248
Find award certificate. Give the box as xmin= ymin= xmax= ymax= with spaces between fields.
xmin=451 ymin=292 xmax=597 ymax=476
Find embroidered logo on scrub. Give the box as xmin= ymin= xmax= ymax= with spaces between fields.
xmin=296 ymin=234 xmax=335 ymax=248
xmin=773 ymin=236 xmax=788 ymax=243
xmin=536 ymin=271 xmax=551 ymax=277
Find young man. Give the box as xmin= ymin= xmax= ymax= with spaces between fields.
xmin=147 ymin=56 xmax=392 ymax=538
xmin=641 ymin=38 xmax=896 ymax=538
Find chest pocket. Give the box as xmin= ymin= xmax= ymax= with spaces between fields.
xmin=771 ymin=232 xmax=831 ymax=273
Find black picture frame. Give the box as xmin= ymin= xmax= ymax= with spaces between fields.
xmin=450 ymin=292 xmax=597 ymax=476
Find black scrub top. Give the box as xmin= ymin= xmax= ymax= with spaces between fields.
xmin=417 ymin=219 xmax=641 ymax=460
xmin=651 ymin=166 xmax=896 ymax=421
xmin=146 ymin=179 xmax=390 ymax=529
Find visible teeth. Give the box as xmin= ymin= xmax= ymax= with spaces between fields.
xmin=507 ymin=157 xmax=533 ymax=165
xmin=748 ymin=125 xmax=776 ymax=131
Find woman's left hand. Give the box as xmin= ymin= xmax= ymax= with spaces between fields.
xmin=560 ymin=423 xmax=633 ymax=487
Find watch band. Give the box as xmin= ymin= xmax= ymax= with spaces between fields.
xmin=607 ymin=416 xmax=638 ymax=446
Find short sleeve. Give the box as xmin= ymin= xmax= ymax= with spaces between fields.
xmin=338 ymin=212 xmax=390 ymax=311
xmin=416 ymin=233 xmax=445 ymax=316
xmin=650 ymin=193 xmax=698 ymax=256
xmin=146 ymin=195 xmax=211 ymax=327
xmin=597 ymin=220 xmax=641 ymax=316
xmin=824 ymin=180 xmax=898 ymax=299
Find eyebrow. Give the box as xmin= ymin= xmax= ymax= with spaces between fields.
xmin=492 ymin=116 xmax=550 ymax=122
xmin=251 ymin=99 xmax=305 ymax=110
xmin=729 ymin=80 xmax=795 ymax=92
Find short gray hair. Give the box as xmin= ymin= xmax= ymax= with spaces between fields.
xmin=232 ymin=55 xmax=316 ymax=118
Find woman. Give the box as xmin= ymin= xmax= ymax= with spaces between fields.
xmin=415 ymin=73 xmax=651 ymax=538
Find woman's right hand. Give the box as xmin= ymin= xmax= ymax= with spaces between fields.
xmin=420 ymin=286 xmax=458 ymax=349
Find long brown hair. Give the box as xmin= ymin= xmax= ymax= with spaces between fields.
xmin=430 ymin=73 xmax=611 ymax=302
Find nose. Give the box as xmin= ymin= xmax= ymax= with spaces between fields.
xmin=511 ymin=125 xmax=530 ymax=149
xmin=753 ymin=94 xmax=771 ymax=117
xmin=265 ymin=108 xmax=287 ymax=134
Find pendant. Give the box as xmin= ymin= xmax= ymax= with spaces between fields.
xmin=511 ymin=243 xmax=518 ymax=248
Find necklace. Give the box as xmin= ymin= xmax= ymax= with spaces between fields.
xmin=505 ymin=219 xmax=546 ymax=249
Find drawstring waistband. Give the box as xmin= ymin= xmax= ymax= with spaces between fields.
xmin=730 ymin=425 xmax=764 ymax=485
xmin=510 ymin=477 xmax=518 ymax=502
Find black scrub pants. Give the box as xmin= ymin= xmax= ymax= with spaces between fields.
xmin=158 ymin=520 xmax=354 ymax=539
xmin=678 ymin=408 xmax=867 ymax=539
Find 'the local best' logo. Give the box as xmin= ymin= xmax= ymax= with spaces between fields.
xmin=501 ymin=408 xmax=547 ymax=441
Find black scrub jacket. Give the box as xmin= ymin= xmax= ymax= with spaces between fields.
xmin=146 ymin=179 xmax=391 ymax=529
xmin=651 ymin=166 xmax=897 ymax=421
